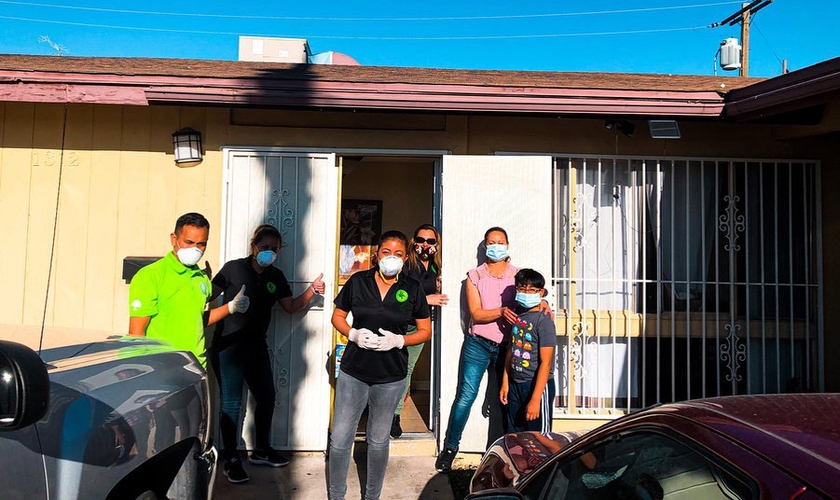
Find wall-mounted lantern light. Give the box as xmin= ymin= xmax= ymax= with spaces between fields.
xmin=605 ymin=119 xmax=635 ymax=138
xmin=172 ymin=128 xmax=203 ymax=165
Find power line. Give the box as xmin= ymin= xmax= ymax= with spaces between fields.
xmin=752 ymin=21 xmax=783 ymax=65
xmin=0 ymin=0 xmax=744 ymax=22
xmin=0 ymin=15 xmax=711 ymax=40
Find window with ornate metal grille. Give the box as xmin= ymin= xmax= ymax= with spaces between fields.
xmin=553 ymin=157 xmax=821 ymax=413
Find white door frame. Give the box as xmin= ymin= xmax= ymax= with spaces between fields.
xmin=219 ymin=146 xmax=449 ymax=449
xmin=219 ymin=148 xmax=339 ymax=450
xmin=437 ymin=154 xmax=554 ymax=453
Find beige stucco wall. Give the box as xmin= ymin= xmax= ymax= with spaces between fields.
xmin=0 ymin=103 xmax=224 ymax=349
xmin=1 ymin=100 xmax=834 ymax=397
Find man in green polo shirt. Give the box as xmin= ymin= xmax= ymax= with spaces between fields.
xmin=128 ymin=212 xmax=250 ymax=367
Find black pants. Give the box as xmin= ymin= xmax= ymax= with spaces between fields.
xmin=209 ymin=341 xmax=275 ymax=459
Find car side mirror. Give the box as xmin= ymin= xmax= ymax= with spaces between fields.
xmin=0 ymin=340 xmax=49 ymax=431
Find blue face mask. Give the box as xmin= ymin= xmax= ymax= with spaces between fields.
xmin=515 ymin=292 xmax=542 ymax=309
xmin=256 ymin=250 xmax=277 ymax=267
xmin=485 ymin=244 xmax=509 ymax=262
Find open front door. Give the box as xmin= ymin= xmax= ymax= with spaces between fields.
xmin=438 ymin=155 xmax=553 ymax=453
xmin=222 ymin=150 xmax=339 ymax=451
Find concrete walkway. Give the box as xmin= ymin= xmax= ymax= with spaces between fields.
xmin=213 ymin=451 xmax=456 ymax=500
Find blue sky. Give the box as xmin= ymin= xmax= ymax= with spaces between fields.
xmin=0 ymin=0 xmax=837 ymax=77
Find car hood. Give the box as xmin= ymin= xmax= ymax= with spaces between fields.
xmin=471 ymin=430 xmax=588 ymax=493
xmin=40 ymin=337 xmax=183 ymax=366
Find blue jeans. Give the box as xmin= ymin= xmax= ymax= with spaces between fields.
xmin=442 ymin=334 xmax=500 ymax=451
xmin=328 ymin=372 xmax=407 ymax=500
xmin=209 ymin=341 xmax=275 ymax=459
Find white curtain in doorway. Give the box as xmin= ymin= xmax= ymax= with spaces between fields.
xmin=561 ymin=160 xmax=641 ymax=311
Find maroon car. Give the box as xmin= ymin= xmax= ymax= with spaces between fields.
xmin=468 ymin=394 xmax=840 ymax=499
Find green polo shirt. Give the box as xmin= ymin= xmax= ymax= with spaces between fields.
xmin=128 ymin=251 xmax=212 ymax=367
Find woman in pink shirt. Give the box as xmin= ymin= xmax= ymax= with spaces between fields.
xmin=436 ymin=226 xmax=518 ymax=472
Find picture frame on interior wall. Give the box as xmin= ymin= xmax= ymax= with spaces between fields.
xmin=339 ymin=199 xmax=382 ymax=284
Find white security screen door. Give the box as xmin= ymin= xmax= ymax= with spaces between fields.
xmin=438 ymin=155 xmax=553 ymax=453
xmin=222 ymin=150 xmax=339 ymax=451
xmin=553 ymin=157 xmax=822 ymax=411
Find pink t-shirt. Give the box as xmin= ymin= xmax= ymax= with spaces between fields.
xmin=467 ymin=262 xmax=520 ymax=343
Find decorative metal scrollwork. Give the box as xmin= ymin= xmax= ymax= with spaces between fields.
xmin=570 ymin=321 xmax=593 ymax=381
xmin=719 ymin=194 xmax=745 ymax=252
xmin=719 ymin=323 xmax=746 ymax=382
xmin=280 ymin=188 xmax=295 ymax=233
xmin=570 ymin=192 xmax=598 ymax=251
xmin=266 ymin=188 xmax=281 ymax=228
xmin=559 ymin=214 xmax=569 ymax=269
xmin=266 ymin=188 xmax=296 ymax=235
xmin=267 ymin=347 xmax=289 ymax=407
xmin=559 ymin=346 xmax=568 ymax=390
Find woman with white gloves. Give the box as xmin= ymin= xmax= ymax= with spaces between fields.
xmin=328 ymin=229 xmax=431 ymax=500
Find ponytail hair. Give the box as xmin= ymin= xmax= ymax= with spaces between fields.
xmin=251 ymin=224 xmax=282 ymax=249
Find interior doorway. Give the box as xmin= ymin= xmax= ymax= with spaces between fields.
xmin=338 ymin=154 xmax=439 ymax=437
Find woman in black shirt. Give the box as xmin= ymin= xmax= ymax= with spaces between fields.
xmin=329 ymin=230 xmax=431 ymax=500
xmin=210 ymin=224 xmax=325 ymax=484
xmin=391 ymin=224 xmax=448 ymax=438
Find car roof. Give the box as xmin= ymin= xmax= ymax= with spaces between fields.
xmin=645 ymin=394 xmax=840 ymax=491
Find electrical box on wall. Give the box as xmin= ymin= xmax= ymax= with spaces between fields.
xmin=122 ymin=257 xmax=161 ymax=283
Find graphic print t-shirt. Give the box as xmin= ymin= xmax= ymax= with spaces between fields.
xmin=509 ymin=310 xmax=556 ymax=383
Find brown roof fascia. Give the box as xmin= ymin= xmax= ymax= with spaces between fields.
xmin=0 ymin=68 xmax=727 ymax=117
xmin=724 ymin=57 xmax=840 ymax=121
xmin=0 ymin=54 xmax=757 ymax=91
xmin=143 ymin=83 xmax=726 ymax=116
xmin=0 ymin=54 xmax=753 ymax=117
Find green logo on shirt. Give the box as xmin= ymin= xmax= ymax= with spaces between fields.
xmin=396 ymin=289 xmax=408 ymax=303
xmin=267 ymin=282 xmax=277 ymax=293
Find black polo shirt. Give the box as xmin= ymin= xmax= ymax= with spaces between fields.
xmin=402 ymin=260 xmax=439 ymax=296
xmin=334 ymin=268 xmax=430 ymax=384
xmin=212 ymin=256 xmax=293 ymax=350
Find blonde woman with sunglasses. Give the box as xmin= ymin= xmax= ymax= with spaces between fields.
xmin=391 ymin=224 xmax=448 ymax=438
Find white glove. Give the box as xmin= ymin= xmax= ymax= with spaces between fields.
xmin=349 ymin=327 xmax=381 ymax=350
xmin=375 ymin=328 xmax=405 ymax=351
xmin=227 ymin=285 xmax=250 ymax=314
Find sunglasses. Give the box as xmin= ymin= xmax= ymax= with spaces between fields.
xmin=415 ymin=237 xmax=437 ymax=245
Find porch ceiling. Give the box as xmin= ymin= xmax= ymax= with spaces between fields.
xmin=0 ymin=54 xmax=754 ymax=118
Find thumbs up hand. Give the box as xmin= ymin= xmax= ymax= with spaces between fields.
xmin=311 ymin=273 xmax=325 ymax=295
xmin=228 ymin=285 xmax=250 ymax=314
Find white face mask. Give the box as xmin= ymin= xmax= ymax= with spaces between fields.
xmin=176 ymin=245 xmax=203 ymax=266
xmin=378 ymin=255 xmax=404 ymax=277
xmin=256 ymin=250 xmax=277 ymax=267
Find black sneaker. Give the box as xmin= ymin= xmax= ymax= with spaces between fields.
xmin=249 ymin=448 xmax=290 ymax=467
xmin=223 ymin=457 xmax=249 ymax=484
xmin=435 ymin=446 xmax=458 ymax=473
xmin=390 ymin=415 xmax=403 ymax=439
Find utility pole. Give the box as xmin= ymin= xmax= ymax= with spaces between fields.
xmin=740 ymin=4 xmax=750 ymax=76
xmin=711 ymin=0 xmax=773 ymax=77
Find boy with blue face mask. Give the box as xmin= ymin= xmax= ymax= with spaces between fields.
xmin=500 ymin=268 xmax=556 ymax=434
